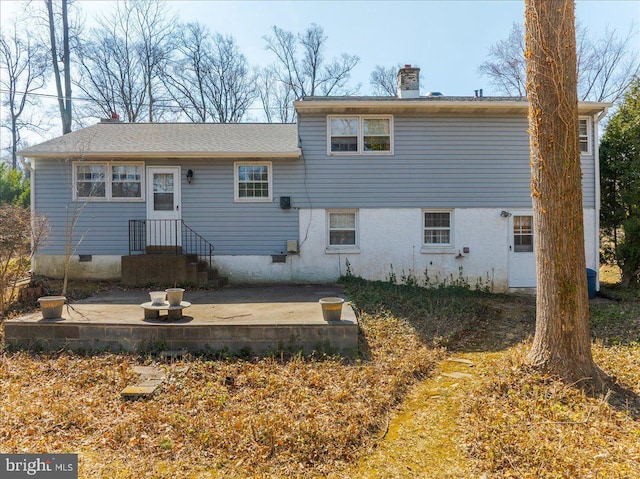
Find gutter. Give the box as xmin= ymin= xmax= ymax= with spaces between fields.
xmin=20 ymin=156 xmax=37 ymax=275
xmin=593 ymin=106 xmax=609 ymax=292
xmin=17 ymin=150 xmax=303 ymax=160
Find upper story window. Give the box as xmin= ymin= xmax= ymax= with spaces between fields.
xmin=73 ymin=161 xmax=143 ymax=201
xmin=328 ymin=115 xmax=393 ymax=155
xmin=234 ymin=161 xmax=272 ymax=202
xmin=579 ymin=117 xmax=591 ymax=155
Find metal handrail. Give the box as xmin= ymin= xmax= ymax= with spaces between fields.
xmin=128 ymin=219 xmax=214 ymax=266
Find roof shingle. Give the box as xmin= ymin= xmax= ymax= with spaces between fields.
xmin=18 ymin=122 xmax=300 ymax=159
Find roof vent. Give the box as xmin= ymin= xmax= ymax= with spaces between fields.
xmin=397 ymin=65 xmax=420 ymax=99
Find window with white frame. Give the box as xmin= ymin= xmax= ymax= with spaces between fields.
xmin=579 ymin=117 xmax=591 ymax=154
xmin=423 ymin=210 xmax=452 ymax=246
xmin=234 ymin=162 xmax=272 ymax=202
xmin=328 ymin=210 xmax=358 ymax=247
xmin=74 ymin=162 xmax=143 ymax=201
xmin=328 ymin=116 xmax=392 ymax=154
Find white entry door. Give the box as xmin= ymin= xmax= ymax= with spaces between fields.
xmin=146 ymin=167 xmax=181 ymax=247
xmin=508 ymin=214 xmax=537 ymax=287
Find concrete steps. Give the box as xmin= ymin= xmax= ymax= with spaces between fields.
xmin=121 ymin=254 xmax=228 ymax=288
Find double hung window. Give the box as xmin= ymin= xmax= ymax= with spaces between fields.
xmin=327 ymin=210 xmax=358 ymax=248
xmin=423 ymin=211 xmax=452 ymax=246
xmin=329 ymin=116 xmax=393 ymax=154
xmin=578 ymin=117 xmax=591 ymax=155
xmin=74 ymin=162 xmax=143 ymax=201
xmin=234 ymin=162 xmax=272 ymax=202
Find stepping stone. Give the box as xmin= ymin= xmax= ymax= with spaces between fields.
xmin=121 ymin=366 xmax=165 ymax=399
xmin=159 ymin=349 xmax=189 ymax=360
xmin=445 ymin=358 xmax=475 ymax=366
xmin=133 ymin=365 xmax=165 ymax=380
xmin=121 ymin=385 xmax=159 ymax=398
xmin=442 ymin=371 xmax=474 ymax=379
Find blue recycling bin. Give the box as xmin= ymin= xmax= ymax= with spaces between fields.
xmin=586 ymin=268 xmax=597 ymax=299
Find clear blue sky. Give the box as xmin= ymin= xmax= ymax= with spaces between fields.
xmin=0 ymin=0 xmax=638 ymax=122
xmin=1 ymin=0 xmax=638 ymax=95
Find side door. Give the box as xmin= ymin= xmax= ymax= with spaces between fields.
xmin=146 ymin=166 xmax=181 ymax=247
xmin=508 ymin=213 xmax=536 ymax=288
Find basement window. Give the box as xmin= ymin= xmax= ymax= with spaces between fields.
xmin=423 ymin=210 xmax=452 ymax=246
xmin=326 ymin=210 xmax=359 ymax=253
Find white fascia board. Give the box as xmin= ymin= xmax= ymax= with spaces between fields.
xmin=294 ymin=99 xmax=612 ymax=116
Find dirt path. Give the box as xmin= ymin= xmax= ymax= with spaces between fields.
xmin=348 ymin=353 xmax=490 ymax=478
xmin=346 ymin=296 xmax=536 ymax=478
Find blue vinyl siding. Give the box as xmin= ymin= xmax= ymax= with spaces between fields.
xmin=35 ymin=160 xmax=145 ymax=256
xmin=33 ymin=111 xmax=597 ymax=257
xmin=297 ymin=113 xmax=596 ymax=208
xmin=35 ymin=158 xmax=304 ymax=256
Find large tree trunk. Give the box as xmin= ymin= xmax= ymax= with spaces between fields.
xmin=524 ymin=0 xmax=604 ymax=389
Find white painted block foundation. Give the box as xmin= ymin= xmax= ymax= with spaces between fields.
xmin=35 ymin=208 xmax=599 ymax=292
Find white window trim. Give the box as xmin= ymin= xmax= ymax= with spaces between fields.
xmin=326 ymin=209 xmax=360 ymax=254
xmin=421 ymin=209 xmax=455 ymax=254
xmin=327 ymin=115 xmax=394 ymax=156
xmin=73 ymin=161 xmax=144 ymax=202
xmin=579 ymin=116 xmax=592 ymax=156
xmin=234 ymin=161 xmax=273 ymax=203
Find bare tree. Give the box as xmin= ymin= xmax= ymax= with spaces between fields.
xmin=207 ymin=33 xmax=257 ymax=122
xmin=525 ymin=0 xmax=604 ymax=389
xmin=478 ymin=23 xmax=527 ymax=97
xmin=480 ymin=21 xmax=639 ymax=103
xmin=75 ymin=18 xmax=147 ymax=122
xmin=0 ymin=204 xmax=49 ymax=316
xmin=75 ymin=0 xmax=177 ymax=123
xmin=262 ymin=23 xmax=360 ymax=120
xmin=162 ymin=23 xmax=257 ymax=123
xmin=161 ymin=22 xmax=210 ymax=122
xmin=45 ymin=0 xmax=73 ymax=133
xmin=258 ymin=64 xmax=297 ymax=123
xmin=0 ymin=22 xmax=49 ymax=168
xmin=369 ymin=64 xmax=401 ymax=96
xmin=128 ymin=0 xmax=176 ymax=122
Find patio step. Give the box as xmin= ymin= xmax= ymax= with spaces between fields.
xmin=121 ymin=254 xmax=228 ymax=288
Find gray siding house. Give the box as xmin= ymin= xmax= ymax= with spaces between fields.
xmin=19 ymin=66 xmax=609 ymax=291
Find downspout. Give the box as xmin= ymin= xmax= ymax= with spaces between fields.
xmin=20 ymin=156 xmax=36 ymax=275
xmin=593 ymin=107 xmax=609 ymax=291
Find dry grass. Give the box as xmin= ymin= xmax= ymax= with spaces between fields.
xmin=460 ymin=343 xmax=640 ymax=478
xmin=2 ymin=275 xmax=640 ymax=478
xmin=2 ymin=277 xmax=473 ymax=478
xmin=0 ymin=349 xmax=441 ymax=478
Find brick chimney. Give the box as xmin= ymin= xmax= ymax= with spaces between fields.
xmin=100 ymin=112 xmax=122 ymax=123
xmin=397 ymin=64 xmax=420 ymax=99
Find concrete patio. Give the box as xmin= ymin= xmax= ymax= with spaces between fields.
xmin=3 ymin=285 xmax=358 ymax=356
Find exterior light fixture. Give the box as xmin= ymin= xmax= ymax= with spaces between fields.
xmin=186 ymin=169 xmax=194 ymax=184
xmin=500 ymin=210 xmax=512 ymax=217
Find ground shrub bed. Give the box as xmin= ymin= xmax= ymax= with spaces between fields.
xmin=342 ymin=275 xmax=492 ymax=348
